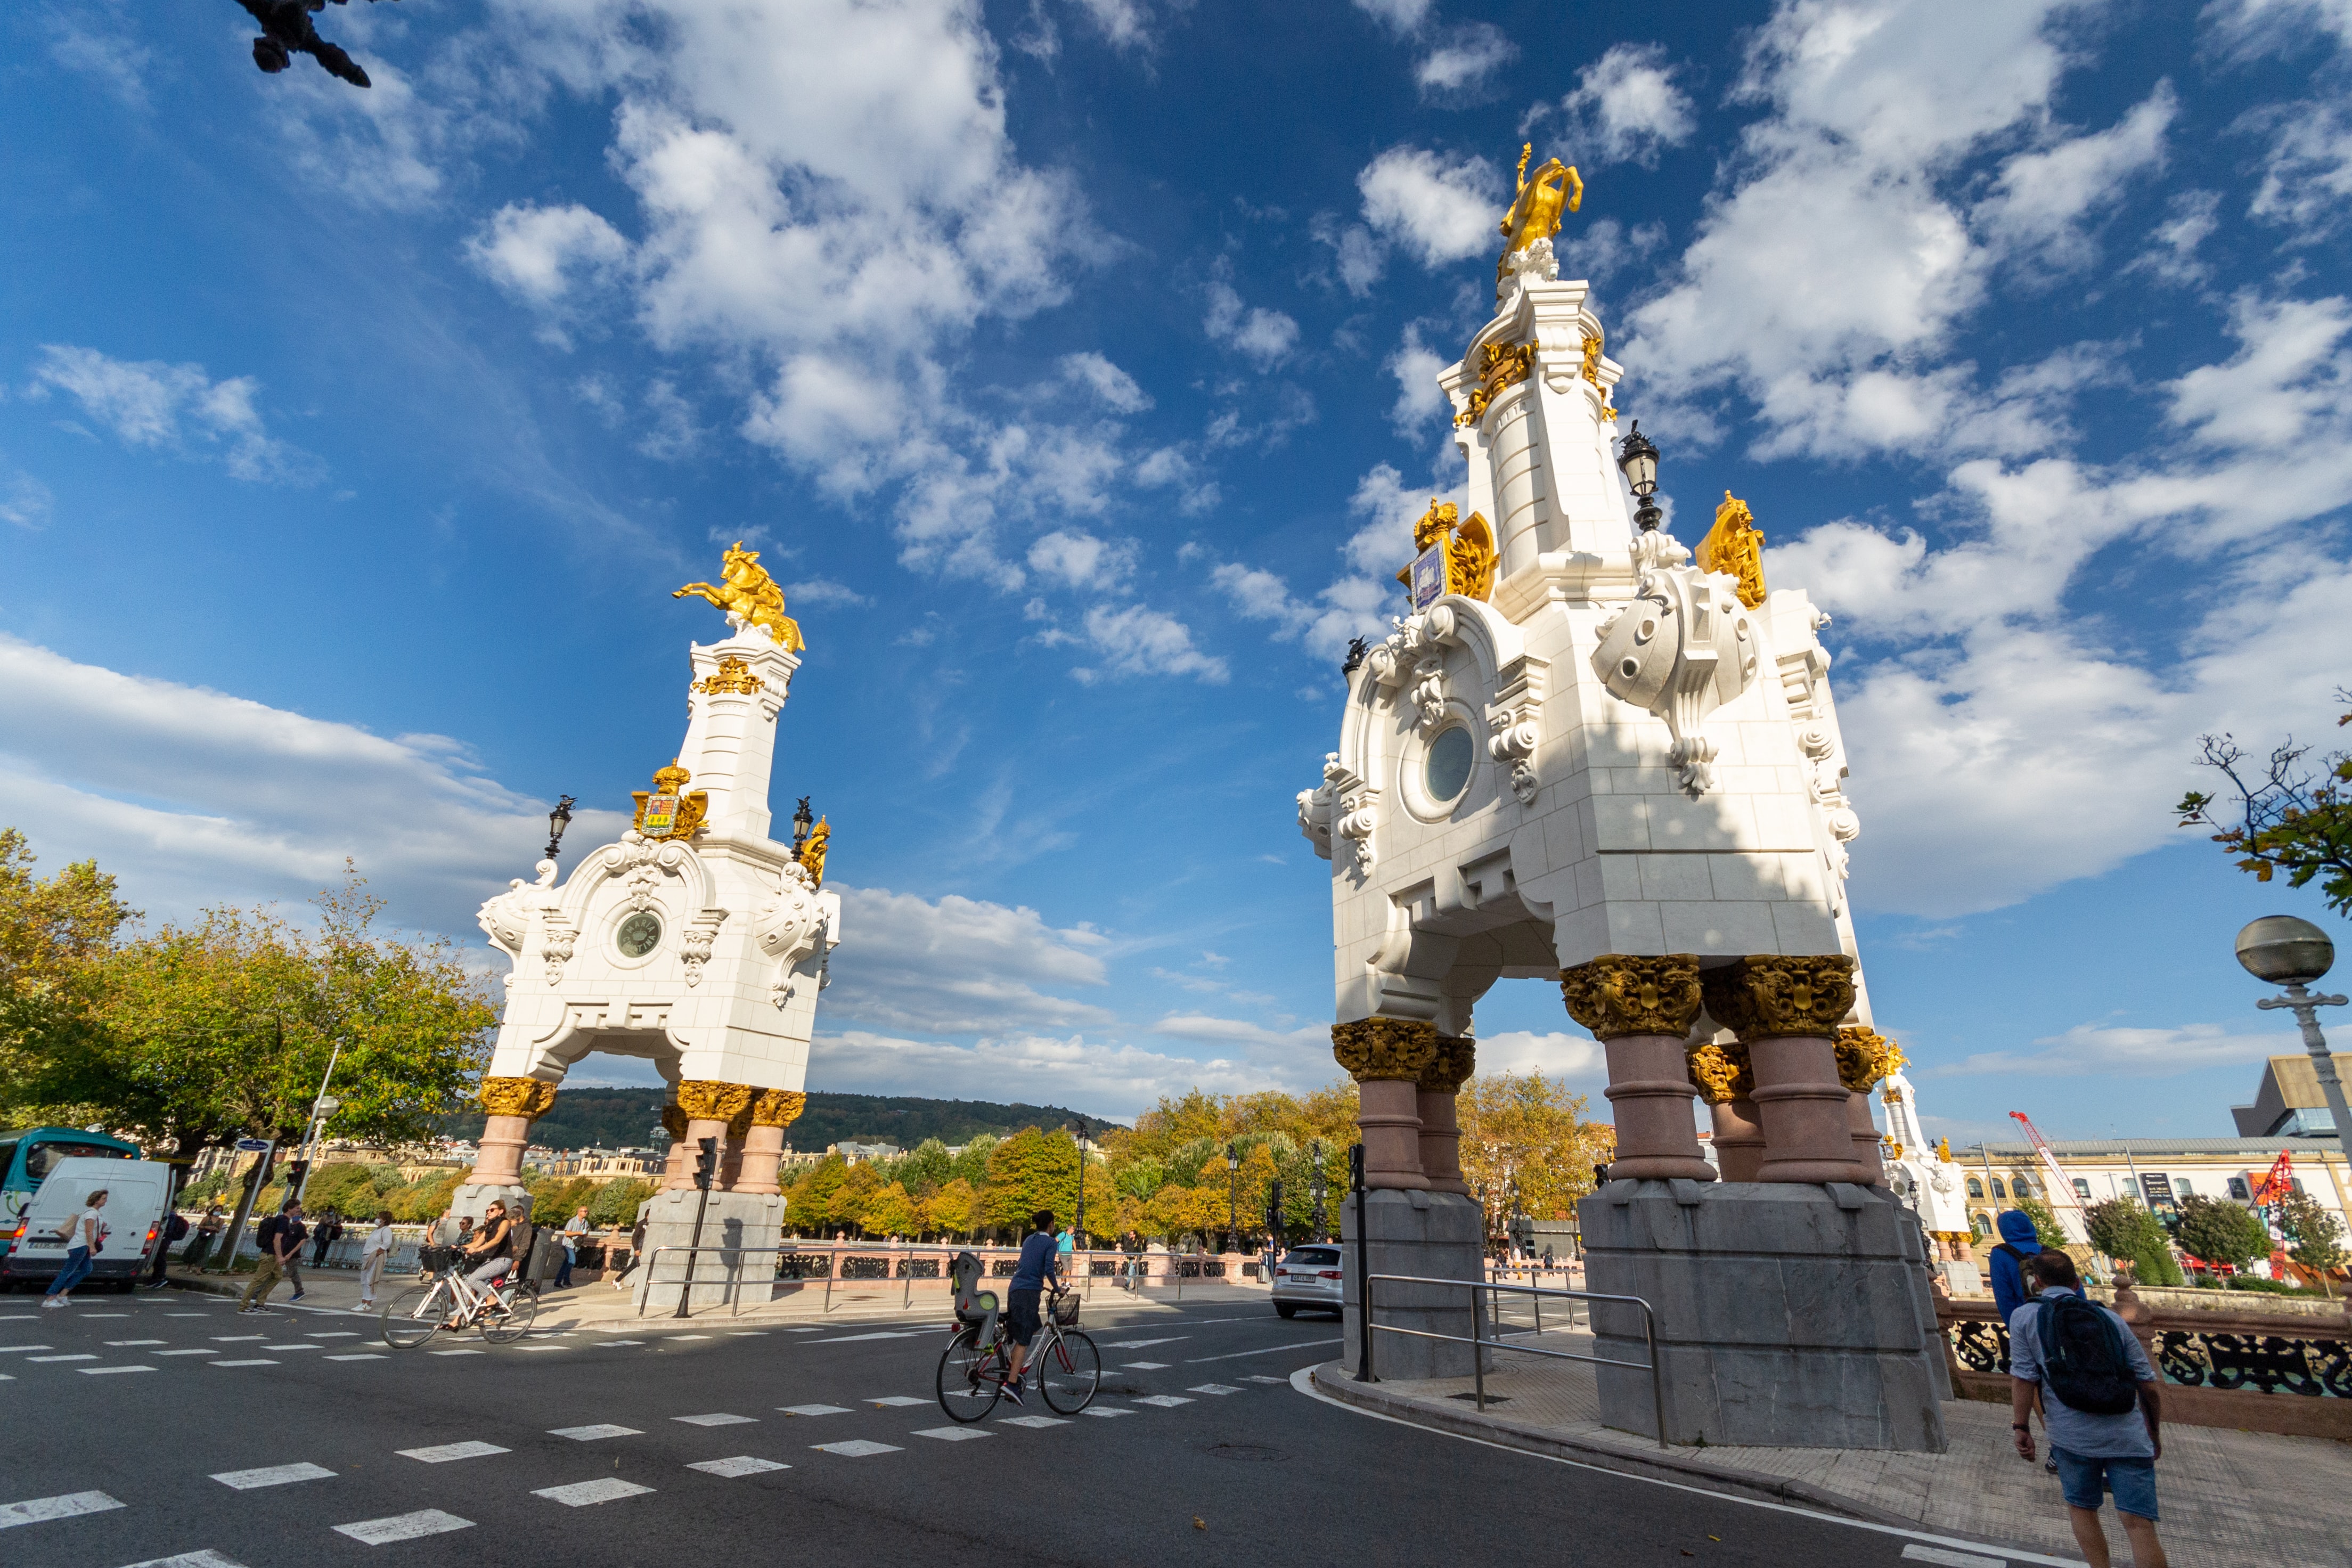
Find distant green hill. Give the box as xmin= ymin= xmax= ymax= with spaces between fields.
xmin=440 ymin=1087 xmax=1120 ymax=1152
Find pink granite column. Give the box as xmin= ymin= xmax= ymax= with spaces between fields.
xmin=1561 ymin=956 xmax=1713 ymax=1182
xmin=1415 ymin=1036 xmax=1475 ymax=1196
xmin=733 ymin=1090 xmax=807 ymax=1196
xmin=1332 ymin=1019 xmax=1438 ymax=1190
xmin=1703 ymin=957 xmax=1867 ymax=1185
xmin=467 ymin=1076 xmax=558 ymax=1187
xmin=1834 ymin=1028 xmax=1899 ymax=1187
xmin=1689 ymin=1039 xmax=1765 ymax=1181
xmin=666 ymin=1081 xmax=754 ymax=1191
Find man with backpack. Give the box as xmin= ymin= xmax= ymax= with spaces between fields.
xmin=240 ymin=1198 xmax=308 ymax=1312
xmin=2007 ymin=1250 xmax=2168 ymax=1568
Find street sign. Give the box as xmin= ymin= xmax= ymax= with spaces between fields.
xmin=235 ymin=1138 xmax=270 ymax=1151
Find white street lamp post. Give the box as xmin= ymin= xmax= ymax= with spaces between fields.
xmin=2236 ymin=916 xmax=2352 ymax=1146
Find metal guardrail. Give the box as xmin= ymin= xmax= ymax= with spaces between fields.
xmin=1363 ymin=1271 xmax=1667 ymax=1449
xmin=634 ymin=1243 xmax=1239 ymax=1318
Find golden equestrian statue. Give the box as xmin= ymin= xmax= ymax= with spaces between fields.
xmin=674 ymin=541 xmax=805 ymax=652
xmin=1498 ymin=143 xmax=1583 ymax=280
xmin=1697 ymin=492 xmax=1768 ymax=610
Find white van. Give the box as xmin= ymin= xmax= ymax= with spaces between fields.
xmin=3 ymin=1157 xmax=175 ymax=1293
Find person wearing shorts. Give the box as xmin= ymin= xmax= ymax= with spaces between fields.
xmin=2008 ymin=1250 xmax=2168 ymax=1568
xmin=1001 ymin=1208 xmax=1061 ymax=1407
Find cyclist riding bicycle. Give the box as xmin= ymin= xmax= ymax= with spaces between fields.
xmin=460 ymin=1199 xmax=517 ymax=1305
xmin=1001 ymin=1208 xmax=1061 ymax=1406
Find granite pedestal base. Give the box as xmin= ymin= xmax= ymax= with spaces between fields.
xmin=630 ymin=1189 xmax=786 ymax=1315
xmin=1579 ymin=1179 xmax=1949 ymax=1452
xmin=448 ymin=1183 xmax=532 ymax=1224
xmin=1341 ymin=1187 xmax=1484 ymax=1381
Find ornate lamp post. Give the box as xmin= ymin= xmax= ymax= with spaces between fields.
xmin=1309 ymin=1139 xmax=1328 ymax=1241
xmin=1616 ymin=421 xmax=1662 ymax=533
xmin=1226 ymin=1141 xmax=1240 ymax=1254
xmin=1069 ymin=1116 xmax=1089 ymax=1246
xmin=544 ymin=795 xmax=576 ymax=861
xmin=2236 ymin=916 xmax=2352 ymax=1142
xmin=792 ymin=796 xmax=815 ymax=858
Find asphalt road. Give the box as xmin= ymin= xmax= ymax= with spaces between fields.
xmin=6 ymin=1285 xmax=1950 ymax=1567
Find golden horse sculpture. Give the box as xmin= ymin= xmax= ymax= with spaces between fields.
xmin=797 ymin=818 xmax=830 ymax=888
xmin=1696 ymin=491 xmax=1767 ymax=610
xmin=1498 ymin=143 xmax=1582 ymax=280
xmin=674 ymin=541 xmax=804 ymax=652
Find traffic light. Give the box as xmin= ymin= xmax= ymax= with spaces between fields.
xmin=692 ymin=1137 xmax=719 ymax=1191
xmin=280 ymin=1159 xmax=310 ymax=1195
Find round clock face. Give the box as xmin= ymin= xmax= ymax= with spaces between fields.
xmin=616 ymin=911 xmax=663 ymax=959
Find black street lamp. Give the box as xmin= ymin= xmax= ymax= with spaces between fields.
xmin=1226 ymin=1141 xmax=1240 ymax=1254
xmin=1616 ymin=420 xmax=1662 ymax=533
xmin=1309 ymin=1139 xmax=1328 ymax=1240
xmin=1069 ymin=1116 xmax=1090 ymax=1247
xmin=544 ymin=795 xmax=576 ymax=861
xmin=791 ymin=796 xmax=815 ymax=857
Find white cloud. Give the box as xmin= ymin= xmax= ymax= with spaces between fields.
xmin=1152 ymin=1015 xmax=1326 ymax=1051
xmin=1548 ymin=43 xmax=1695 ymax=166
xmin=1316 ymin=220 xmax=1387 ymax=297
xmin=29 ymin=346 xmax=321 ymax=484
xmin=1 ymin=465 xmax=52 ymax=529
xmin=1976 ymin=84 xmax=2176 ymax=268
xmin=637 ymin=378 xmax=703 ymax=459
xmin=465 ymin=202 xmax=632 ymax=305
xmin=1351 ymin=0 xmax=1433 ymax=36
xmin=1416 ymin=23 xmax=1517 ymax=99
xmin=2244 ymin=100 xmax=2352 ymax=242
xmin=2129 ymin=189 xmax=2221 ymax=285
xmin=44 ymin=4 xmax=153 ymax=110
xmin=2208 ymin=0 xmax=2352 ymax=55
xmin=1203 ymin=271 xmax=1301 ymax=369
xmin=823 ymin=884 xmax=1114 ymax=1035
xmin=1358 ymin=146 xmax=1501 ymax=268
xmin=1026 ymin=529 xmax=1136 ymax=591
xmin=811 ymin=1029 xmax=1276 ymax=1117
xmin=1468 ymin=1030 xmax=1607 ymax=1092
xmin=1058 ymin=352 xmax=1152 ymax=413
xmin=1070 ymin=604 xmax=1228 ymax=683
xmin=783 ymin=577 xmax=870 ymax=607
xmin=1926 ymin=1022 xmax=2299 ymax=1079
xmin=1386 ymin=325 xmax=1450 ymax=434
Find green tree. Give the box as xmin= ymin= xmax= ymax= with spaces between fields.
xmin=2280 ymin=1189 xmax=2347 ymax=1289
xmin=590 ymin=1178 xmax=655 ymax=1228
xmin=2013 ymin=1196 xmax=2068 ymax=1249
xmin=2178 ymin=697 xmax=2352 ymax=912
xmin=0 ymin=829 xmax=138 ymax=1122
xmin=786 ymin=1154 xmax=846 ymax=1234
xmin=2176 ymin=1194 xmax=2271 ymax=1272
xmin=834 ymin=1163 xmax=884 ymax=1232
xmin=925 ymin=1177 xmax=979 ymax=1238
xmin=896 ymin=1138 xmax=952 ymax=1197
xmin=1457 ymin=1073 xmax=1614 ymax=1228
xmin=2084 ymin=1198 xmax=2182 ymax=1287
xmin=982 ymin=1128 xmax=1065 ymax=1230
xmin=862 ymin=1182 xmax=917 ymax=1238
xmin=946 ymin=1134 xmax=997 ymax=1188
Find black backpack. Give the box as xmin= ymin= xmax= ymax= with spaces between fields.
xmin=2036 ymin=1294 xmax=2139 ymax=1416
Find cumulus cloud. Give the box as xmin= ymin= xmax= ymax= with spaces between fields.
xmin=1545 ymin=43 xmax=1695 ymax=166
xmin=1026 ymin=529 xmax=1136 ymax=591
xmin=464 ymin=202 xmax=632 ymax=305
xmin=2243 ymin=99 xmax=2352 ymax=242
xmin=1058 ymin=352 xmax=1153 ymax=413
xmin=29 ymin=346 xmax=321 ymax=484
xmin=1386 ymin=325 xmax=1451 ymax=435
xmin=1926 ymin=1022 xmax=2299 ymax=1078
xmin=1072 ymin=604 xmax=1229 ymax=683
xmin=1358 ymin=146 xmax=1502 ymax=268
xmin=1416 ymin=23 xmax=1517 ymax=100
xmin=808 ymin=1029 xmax=1269 ymax=1117
xmin=823 ymin=885 xmax=1115 ymax=1035
xmin=0 ymin=465 xmax=53 ymax=529
xmin=1976 ymin=83 xmax=2176 ymax=267
xmin=1203 ymin=268 xmax=1301 ymax=369
xmin=1351 ymin=0 xmax=1433 ymax=35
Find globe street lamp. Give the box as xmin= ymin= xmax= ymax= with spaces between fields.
xmin=2236 ymin=916 xmax=2352 ymax=1143
xmin=1616 ymin=420 xmax=1662 ymax=533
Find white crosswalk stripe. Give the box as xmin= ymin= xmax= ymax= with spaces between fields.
xmin=999 ymin=1415 xmax=1069 ymax=1428
xmin=1187 ymin=1383 xmax=1243 ymax=1395
xmin=398 ymin=1441 xmax=510 ymax=1463
xmin=119 ymin=1550 xmax=249 ymax=1567
xmin=534 ymin=1478 xmax=654 ymax=1507
xmin=1131 ymin=1395 xmax=1193 ymax=1408
xmin=912 ymin=1426 xmax=991 ymax=1441
xmin=333 ymin=1509 xmax=475 ymax=1545
xmin=811 ymin=1440 xmax=901 ymax=1456
xmin=1080 ymin=1407 xmax=1136 ymax=1417
xmin=779 ymin=1403 xmax=853 ymax=1416
xmin=80 ymin=1365 xmax=156 ymax=1375
xmin=688 ymin=1456 xmax=791 ymax=1476
xmin=673 ymin=1413 xmax=757 ymax=1426
xmin=1 ymin=1491 xmax=125 ymax=1528
xmin=210 ymin=1463 xmax=334 ymax=1491
xmin=209 ymin=1360 xmax=278 ymax=1368
xmin=550 ymin=1424 xmax=642 ymax=1441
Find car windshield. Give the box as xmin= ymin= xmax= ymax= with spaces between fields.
xmin=1284 ymin=1247 xmax=1340 ymax=1267
xmin=24 ymin=1141 xmax=128 ymax=1181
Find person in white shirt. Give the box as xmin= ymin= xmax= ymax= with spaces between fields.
xmin=43 ymin=1190 xmax=109 ymax=1308
xmin=358 ymin=1209 xmax=395 ymax=1309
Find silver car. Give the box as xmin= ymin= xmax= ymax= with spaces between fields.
xmin=1269 ymin=1244 xmax=1344 ymax=1318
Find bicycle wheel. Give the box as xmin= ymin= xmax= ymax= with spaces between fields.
xmin=1038 ymin=1329 xmax=1100 ymax=1414
xmin=936 ymin=1327 xmax=1002 ymax=1423
xmin=481 ymin=1283 xmax=537 ymax=1344
xmin=381 ymin=1281 xmax=446 ymax=1350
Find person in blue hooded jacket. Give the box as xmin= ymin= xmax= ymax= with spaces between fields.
xmin=1988 ymin=1210 xmax=2048 ymax=1323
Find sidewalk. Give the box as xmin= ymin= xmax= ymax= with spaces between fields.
xmin=1311 ymin=1332 xmax=2348 ymax=1568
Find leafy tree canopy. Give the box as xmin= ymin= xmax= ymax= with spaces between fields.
xmin=2178 ymin=696 xmax=2352 ymax=914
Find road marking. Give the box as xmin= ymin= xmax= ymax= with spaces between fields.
xmin=332 ymin=1509 xmax=475 ymax=1545
xmin=779 ymin=1403 xmax=853 ymax=1417
xmin=1187 ymin=1383 xmax=1243 ymax=1395
xmin=673 ymin=1412 xmax=758 ymax=1426
xmin=1131 ymin=1395 xmax=1194 ymax=1408
xmin=1242 ymin=1375 xmax=1289 ymax=1384
xmin=668 ymin=1335 xmax=713 ymax=1341
xmin=209 ymin=1359 xmax=279 ymax=1367
xmin=105 ymin=1339 xmax=168 ymax=1346
xmin=211 ymin=1463 xmax=334 ymax=1490
xmin=805 ymin=1330 xmax=930 ymax=1344
xmin=517 ymin=1345 xmax=569 ymax=1352
xmin=1901 ymin=1549 xmax=2005 ymax=1568
xmin=867 ymin=1396 xmax=929 ymax=1407
xmin=1101 ymin=1337 xmax=1188 ymax=1349
xmin=155 ymin=1350 xmax=218 ymax=1356
xmin=1185 ymin=1338 xmax=1345 ymax=1364
xmin=325 ymin=1353 xmax=388 ymax=1361
xmin=1122 ymin=1361 xmax=1170 ymax=1370
xmin=120 ymin=1550 xmax=250 ymax=1567
xmin=785 ymin=1327 xmax=824 ymax=1333
xmin=164 ymin=1312 xmax=212 ymax=1317
xmin=550 ymin=1424 xmax=642 ymax=1441
xmin=259 ymin=1344 xmax=322 ymax=1351
xmin=0 ymin=1345 xmax=54 ymax=1353
xmin=428 ymin=1348 xmax=484 ymax=1357
xmin=597 ymin=1339 xmax=646 ymax=1347
xmin=306 ymin=1332 xmax=360 ymax=1339
xmin=811 ymin=1440 xmax=901 ymax=1457
xmin=689 ymin=1456 xmax=790 ymax=1476
xmin=1080 ymin=1407 xmax=1136 ymax=1418
xmin=999 ymin=1415 xmax=1069 ymax=1428
xmin=398 ymin=1441 xmax=510 ymax=1463
xmin=80 ymin=1313 xmax=130 ymax=1318
xmin=0 ymin=1490 xmax=124 ymax=1528
xmin=726 ymin=1332 xmax=768 ymax=1337
xmin=911 ymin=1427 xmax=992 ymax=1442
xmin=534 ymin=1478 xmax=654 ymax=1507
xmin=211 ymin=1335 xmax=266 ymax=1342
xmin=28 ymin=1353 xmax=97 ymax=1361
xmin=79 ymin=1365 xmax=157 ymax=1375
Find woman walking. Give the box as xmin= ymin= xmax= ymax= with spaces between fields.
xmin=357 ymin=1210 xmax=395 ymax=1309
xmin=43 ymin=1189 xmax=109 ymax=1309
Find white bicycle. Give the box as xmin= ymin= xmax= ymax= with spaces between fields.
xmin=381 ymin=1251 xmax=537 ymax=1349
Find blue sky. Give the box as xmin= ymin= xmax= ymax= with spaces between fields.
xmin=5 ymin=0 xmax=2351 ymax=1142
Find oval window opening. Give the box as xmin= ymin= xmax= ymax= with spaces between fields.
xmin=1425 ymin=726 xmax=1474 ymax=803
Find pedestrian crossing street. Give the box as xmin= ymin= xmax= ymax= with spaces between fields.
xmin=4 ymin=1293 xmax=1314 ymax=1564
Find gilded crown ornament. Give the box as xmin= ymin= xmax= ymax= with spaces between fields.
xmin=660 ymin=1104 xmax=687 ymax=1140
xmin=1332 ymin=1017 xmax=1440 ymax=1081
xmin=674 ymin=541 xmax=805 ymax=652
xmin=1393 ymin=499 xmax=1499 ymax=601
xmin=1418 ymin=1034 xmax=1477 ymax=1093
xmin=696 ymin=655 xmax=765 ymax=696
xmin=1454 ymin=341 xmax=1538 ymax=427
xmin=1697 ymin=492 xmax=1768 ymax=610
xmin=1559 ymin=953 xmax=1705 ymax=1040
xmin=1685 ymin=1039 xmax=1755 ymax=1105
xmin=1700 ymin=954 xmax=1857 ymax=1039
xmin=631 ymin=761 xmax=709 ymax=843
xmin=1834 ymin=1026 xmax=1902 ymax=1093
xmin=675 ymin=1079 xmax=756 ymax=1123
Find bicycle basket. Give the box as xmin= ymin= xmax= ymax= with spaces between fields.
xmin=1050 ymin=1292 xmax=1080 ymax=1326
xmin=418 ymin=1245 xmax=459 ymax=1274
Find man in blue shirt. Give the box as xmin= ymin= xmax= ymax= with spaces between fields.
xmin=1001 ymin=1208 xmax=1061 ymax=1406
xmin=2007 ymin=1250 xmax=2168 ymax=1568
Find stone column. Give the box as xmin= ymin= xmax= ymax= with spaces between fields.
xmin=1561 ymin=954 xmax=1713 ymax=1182
xmin=658 ymin=1105 xmax=690 ymax=1188
xmin=1687 ymin=1038 xmax=1765 ymax=1181
xmin=1835 ymin=1028 xmax=1897 ymax=1187
xmin=1332 ymin=1018 xmax=1439 ymax=1189
xmin=467 ymin=1077 xmax=559 ymax=1187
xmin=1415 ymin=1036 xmax=1475 ymax=1196
xmin=666 ymin=1080 xmax=755 ymax=1191
xmin=734 ymin=1090 xmax=807 ymax=1197
xmin=1701 ymin=956 xmax=1867 ymax=1185
xmin=718 ymin=1101 xmax=756 ymax=1190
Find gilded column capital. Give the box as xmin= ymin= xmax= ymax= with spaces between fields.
xmin=676 ymin=1079 xmax=756 ymax=1122
xmin=1559 ymin=954 xmax=1704 ymax=1040
xmin=479 ymin=1075 xmax=559 ymax=1120
xmin=1686 ymin=1039 xmax=1754 ymax=1105
xmin=728 ymin=1102 xmax=757 ymax=1139
xmin=1700 ymin=954 xmax=1856 ymax=1039
xmin=751 ymin=1089 xmax=807 ymax=1129
xmin=659 ymin=1104 xmax=687 ymax=1140
xmin=1332 ymin=1017 xmax=1440 ymax=1081
xmin=1418 ymin=1035 xmax=1476 ymax=1093
xmin=1834 ymin=1027 xmax=1904 ymax=1092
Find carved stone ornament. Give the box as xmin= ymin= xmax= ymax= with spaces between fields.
xmin=540 ymin=912 xmax=578 ymax=986
xmin=1834 ymin=1026 xmax=1905 ymax=1093
xmin=1296 ymin=753 xmax=1340 ymax=860
xmin=1486 ymin=656 xmax=1548 ymax=806
xmin=675 ymin=1079 xmax=756 ymax=1123
xmin=696 ymin=654 xmax=766 ymax=696
xmin=1700 ymin=954 xmax=1858 ymax=1040
xmin=1454 ymin=340 xmax=1538 ymax=428
xmin=1331 ymin=1017 xmax=1441 ymax=1082
xmin=1392 ymin=500 xmax=1498 ymax=603
xmin=752 ymin=1089 xmax=807 ymax=1128
xmin=1686 ymin=1039 xmax=1755 ymax=1105
xmin=679 ymin=910 xmax=728 ymax=987
xmin=1558 ymin=954 xmax=1705 ymax=1041
xmin=479 ymin=1075 xmax=560 ymax=1120
xmin=1418 ymin=1034 xmax=1477 ymax=1092
xmin=1591 ymin=551 xmax=1761 ymax=796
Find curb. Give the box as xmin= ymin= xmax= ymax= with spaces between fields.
xmin=1308 ymin=1362 xmax=1936 ymax=1533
